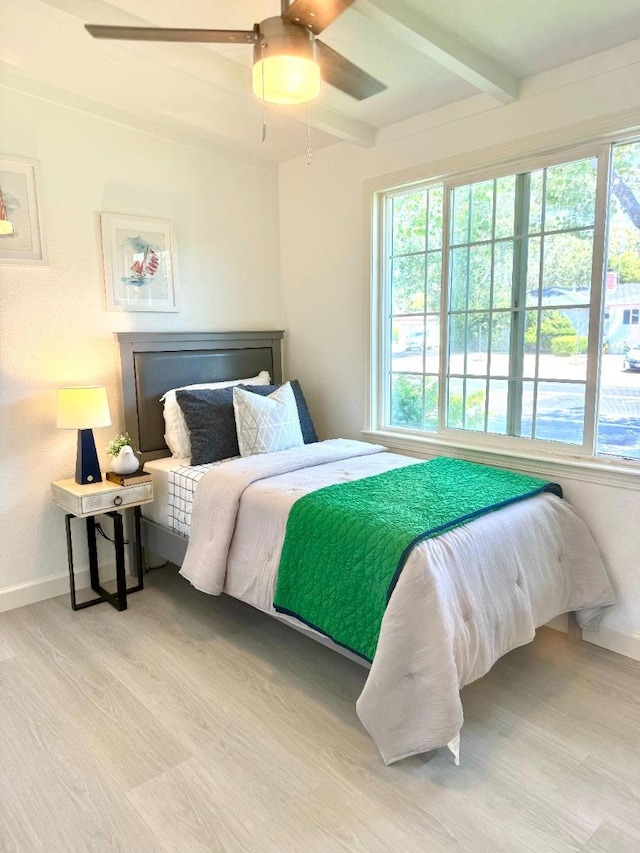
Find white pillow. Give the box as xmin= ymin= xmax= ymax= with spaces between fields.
xmin=161 ymin=370 xmax=270 ymax=458
xmin=233 ymin=382 xmax=304 ymax=457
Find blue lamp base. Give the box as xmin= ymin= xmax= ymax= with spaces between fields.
xmin=75 ymin=428 xmax=103 ymax=484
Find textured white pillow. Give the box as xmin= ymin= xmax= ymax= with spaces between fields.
xmin=161 ymin=370 xmax=270 ymax=458
xmin=233 ymin=382 xmax=304 ymax=457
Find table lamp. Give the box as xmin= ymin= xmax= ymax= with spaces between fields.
xmin=57 ymin=386 xmax=112 ymax=484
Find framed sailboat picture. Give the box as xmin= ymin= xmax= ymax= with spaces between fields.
xmin=0 ymin=156 xmax=47 ymax=264
xmin=100 ymin=213 xmax=178 ymax=312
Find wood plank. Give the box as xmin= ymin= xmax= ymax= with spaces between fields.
xmin=0 ymin=600 xmax=192 ymax=790
xmin=582 ymin=821 xmax=640 ymax=852
xmin=0 ymin=656 xmax=159 ymax=851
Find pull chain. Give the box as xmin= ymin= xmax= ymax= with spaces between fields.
xmin=261 ymin=41 xmax=267 ymax=143
xmin=305 ymin=100 xmax=312 ymax=166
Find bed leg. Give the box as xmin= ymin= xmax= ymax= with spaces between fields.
xmin=567 ymin=611 xmax=583 ymax=643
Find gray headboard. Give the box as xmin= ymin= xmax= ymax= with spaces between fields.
xmin=117 ymin=331 xmax=284 ymax=463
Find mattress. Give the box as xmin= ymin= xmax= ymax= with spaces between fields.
xmin=143 ymin=456 xmax=231 ymax=532
xmin=142 ymin=457 xmax=182 ymax=526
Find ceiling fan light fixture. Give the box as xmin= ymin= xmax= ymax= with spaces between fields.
xmin=252 ymin=17 xmax=321 ymax=106
xmin=84 ymin=3 xmax=386 ymax=106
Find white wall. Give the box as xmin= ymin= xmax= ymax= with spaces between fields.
xmin=0 ymin=86 xmax=282 ymax=608
xmin=279 ymin=41 xmax=640 ymax=659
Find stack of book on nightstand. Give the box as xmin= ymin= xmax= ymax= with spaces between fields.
xmin=106 ymin=469 xmax=152 ymax=486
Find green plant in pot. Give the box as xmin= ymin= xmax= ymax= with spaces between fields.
xmin=107 ymin=433 xmax=139 ymax=475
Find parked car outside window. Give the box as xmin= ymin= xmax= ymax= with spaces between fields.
xmin=404 ymin=330 xmax=424 ymax=352
xmin=623 ymin=348 xmax=640 ymax=370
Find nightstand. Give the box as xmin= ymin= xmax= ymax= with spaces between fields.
xmin=51 ymin=478 xmax=153 ymax=611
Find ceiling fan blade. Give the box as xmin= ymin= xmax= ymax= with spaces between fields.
xmin=317 ymin=41 xmax=386 ymax=100
xmin=281 ymin=0 xmax=355 ymax=36
xmin=85 ymin=25 xmax=257 ymax=44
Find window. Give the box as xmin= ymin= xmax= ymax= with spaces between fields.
xmin=377 ymin=138 xmax=640 ymax=461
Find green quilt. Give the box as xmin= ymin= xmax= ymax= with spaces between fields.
xmin=273 ymin=457 xmax=562 ymax=662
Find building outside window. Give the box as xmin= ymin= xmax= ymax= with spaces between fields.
xmin=374 ymin=138 xmax=640 ymax=461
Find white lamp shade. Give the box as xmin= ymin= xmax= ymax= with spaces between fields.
xmin=252 ymin=55 xmax=321 ymax=105
xmin=57 ymin=386 xmax=112 ymax=429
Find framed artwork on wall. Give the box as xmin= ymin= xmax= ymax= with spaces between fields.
xmin=0 ymin=156 xmax=47 ymax=264
xmin=100 ymin=213 xmax=178 ymax=312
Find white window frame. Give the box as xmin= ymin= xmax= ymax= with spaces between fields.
xmin=367 ymin=133 xmax=640 ymax=479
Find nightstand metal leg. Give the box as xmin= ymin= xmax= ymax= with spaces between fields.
xmin=65 ymin=514 xmax=103 ymax=611
xmin=65 ymin=514 xmax=79 ymax=611
xmin=135 ymin=506 xmax=144 ymax=587
xmin=112 ymin=511 xmax=128 ymax=611
xmin=86 ymin=515 xmax=100 ymax=593
xmin=126 ymin=506 xmax=145 ymax=594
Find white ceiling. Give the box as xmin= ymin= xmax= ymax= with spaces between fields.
xmin=2 ymin=0 xmax=640 ymax=163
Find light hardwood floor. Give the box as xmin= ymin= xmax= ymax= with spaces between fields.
xmin=1 ymin=567 xmax=639 ymax=853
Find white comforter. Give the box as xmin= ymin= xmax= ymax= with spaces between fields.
xmin=179 ymin=440 xmax=616 ymax=764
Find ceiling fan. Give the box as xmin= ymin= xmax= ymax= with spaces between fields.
xmin=85 ymin=0 xmax=386 ymax=106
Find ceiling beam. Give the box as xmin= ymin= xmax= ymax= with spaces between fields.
xmin=38 ymin=0 xmax=376 ymax=146
xmin=297 ymin=105 xmax=375 ymax=146
xmin=355 ymin=0 xmax=519 ymax=104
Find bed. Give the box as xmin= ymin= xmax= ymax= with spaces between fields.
xmin=117 ymin=330 xmax=616 ymax=765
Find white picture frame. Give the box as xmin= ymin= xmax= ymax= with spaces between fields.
xmin=0 ymin=156 xmax=47 ymax=264
xmin=100 ymin=212 xmax=178 ymax=312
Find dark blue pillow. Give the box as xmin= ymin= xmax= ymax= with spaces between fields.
xmin=176 ymin=380 xmax=317 ymax=465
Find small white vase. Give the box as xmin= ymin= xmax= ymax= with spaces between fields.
xmin=111 ymin=445 xmax=139 ymax=475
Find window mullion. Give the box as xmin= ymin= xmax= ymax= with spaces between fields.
xmin=438 ymin=183 xmax=453 ymax=432
xmin=421 ymin=190 xmax=429 ymax=426
xmin=586 ymin=145 xmax=613 ymax=454
xmin=507 ymin=173 xmax=531 ymax=436
xmin=485 ymin=180 xmax=498 ymax=432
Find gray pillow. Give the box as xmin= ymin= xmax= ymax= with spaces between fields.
xmin=176 ymin=379 xmax=317 ymax=465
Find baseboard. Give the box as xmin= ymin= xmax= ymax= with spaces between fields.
xmin=546 ymin=614 xmax=640 ymax=661
xmin=0 ymin=562 xmax=117 ymax=613
xmin=582 ymin=625 xmax=640 ymax=662
xmin=546 ymin=614 xmax=569 ymax=633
